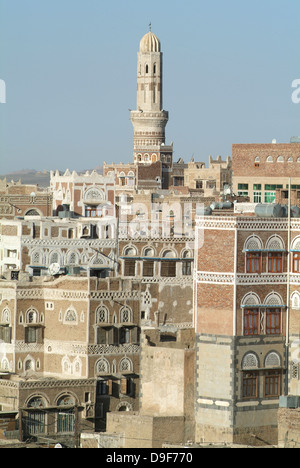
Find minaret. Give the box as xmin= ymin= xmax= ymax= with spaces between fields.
xmin=131 ymin=29 xmax=169 ymax=165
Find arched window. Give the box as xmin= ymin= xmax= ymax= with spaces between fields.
xmin=96 ymin=305 xmax=109 ymax=324
xmin=242 ymin=352 xmax=259 ymax=370
xmin=119 ymin=357 xmax=133 ymax=373
xmin=67 ymin=251 xmax=78 ymax=265
xmin=145 ymin=64 xmax=149 ymax=74
xmin=277 ymin=156 xmax=284 ymax=162
xmin=244 ymin=235 xmax=263 ymax=273
xmin=0 ymin=357 xmax=9 ymax=371
xmin=32 ymin=250 xmax=43 ymax=265
xmin=143 ymin=247 xmax=155 ymax=257
xmin=64 ymin=308 xmax=78 ymax=325
xmin=162 ymin=249 xmax=176 ymax=258
xmin=1 ymin=308 xmax=10 ymax=324
xmin=264 ymin=292 xmax=284 ymax=307
xmin=96 ymin=358 xmax=110 ymax=374
xmin=124 ymin=246 xmax=137 ymax=257
xmin=26 ymin=308 xmax=39 ymax=324
xmin=265 ymin=352 xmax=281 ymax=368
xmin=62 ymin=356 xmax=72 ymax=375
xmin=49 ymin=251 xmax=61 ymax=265
xmin=266 ymin=156 xmax=274 ymax=163
xmin=120 ymin=306 xmax=133 ymax=324
xmin=25 ymin=358 xmax=35 ymax=371
xmin=291 ymin=291 xmax=300 ymax=310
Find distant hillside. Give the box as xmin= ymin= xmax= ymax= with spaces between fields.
xmin=0 ymin=169 xmax=51 ymax=187
xmin=0 ymin=166 xmax=103 ymax=187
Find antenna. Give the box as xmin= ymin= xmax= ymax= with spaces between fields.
xmin=149 ymin=22 xmax=152 ymax=32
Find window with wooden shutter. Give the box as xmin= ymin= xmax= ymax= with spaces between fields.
xmin=131 ymin=326 xmax=139 ymax=344
xmin=25 ymin=327 xmax=37 ymax=344
xmin=107 ymin=379 xmax=113 ymax=396
xmin=182 ymin=260 xmax=192 ymax=276
xmin=107 ymin=327 xmax=118 ymax=345
xmin=97 ymin=327 xmax=107 ymax=345
xmin=0 ymin=326 xmax=12 ymax=344
xmin=161 ymin=261 xmax=176 ymax=277
xmin=120 ymin=378 xmax=128 ymax=395
xmin=120 ymin=327 xmax=130 ymax=344
xmin=124 ymin=260 xmax=136 ymax=277
xmin=36 ymin=326 xmax=44 ymax=344
xmin=143 ymin=260 xmax=154 ymax=277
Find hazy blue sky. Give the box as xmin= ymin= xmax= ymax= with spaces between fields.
xmin=0 ymin=0 xmax=299 ymax=174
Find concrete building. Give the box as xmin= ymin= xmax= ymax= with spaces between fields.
xmin=232 ymin=141 xmax=300 ymax=203
xmin=184 ymin=155 xmax=231 ymax=197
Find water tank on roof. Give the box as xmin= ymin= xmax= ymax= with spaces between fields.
xmin=197 ymin=206 xmax=212 ymax=216
xmin=255 ymin=204 xmax=283 ymax=218
xmin=210 ymin=202 xmax=219 ymax=210
xmin=221 ymin=201 xmax=232 ymax=209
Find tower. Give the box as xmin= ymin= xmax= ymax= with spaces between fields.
xmin=131 ymin=29 xmax=171 ymax=170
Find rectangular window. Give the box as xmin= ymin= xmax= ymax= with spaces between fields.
xmin=253 ymin=191 xmax=261 ymax=203
xmin=246 ymin=252 xmax=261 ymax=273
xmin=264 ymin=192 xmax=276 ymax=203
xmin=25 ymin=327 xmax=37 ymax=344
xmin=266 ymin=308 xmax=281 ymax=335
xmin=182 ymin=260 xmax=192 ymax=276
xmin=161 ymin=261 xmax=176 ymax=277
xmin=268 ymin=252 xmax=283 ymax=273
xmin=242 ymin=372 xmax=258 ymax=399
xmin=97 ymin=380 xmax=112 ymax=396
xmin=120 ymin=327 xmax=130 ymax=344
xmin=124 ymin=260 xmax=136 ymax=277
xmin=97 ymin=327 xmax=107 ymax=345
xmin=265 ymin=184 xmax=283 ymax=190
xmin=143 ymin=260 xmax=154 ymax=277
xmin=292 ymin=252 xmax=300 ymax=273
xmin=253 ymin=184 xmax=262 ymax=190
xmin=238 ymin=183 xmax=249 ymax=190
xmin=0 ymin=326 xmax=12 ymax=344
xmin=264 ymin=371 xmax=281 ymax=397
xmin=244 ymin=309 xmax=259 ymax=336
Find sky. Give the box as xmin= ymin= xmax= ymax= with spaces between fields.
xmin=0 ymin=0 xmax=299 ymax=174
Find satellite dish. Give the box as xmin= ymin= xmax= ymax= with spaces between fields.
xmin=48 ymin=263 xmax=61 ymax=276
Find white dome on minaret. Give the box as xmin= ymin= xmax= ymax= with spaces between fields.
xmin=139 ymin=31 xmax=161 ymax=53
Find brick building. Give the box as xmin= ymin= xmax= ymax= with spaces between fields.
xmin=0 ymin=179 xmax=52 ymax=219
xmin=232 ymin=142 xmax=300 ymax=203
xmin=194 ymin=211 xmax=300 ymax=445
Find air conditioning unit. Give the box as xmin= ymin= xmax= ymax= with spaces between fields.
xmin=279 ymin=395 xmax=300 ymax=409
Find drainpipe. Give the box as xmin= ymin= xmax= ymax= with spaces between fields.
xmin=285 ymin=177 xmax=291 ymax=395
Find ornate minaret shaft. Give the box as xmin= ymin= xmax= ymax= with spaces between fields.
xmin=131 ymin=30 xmax=169 ymax=163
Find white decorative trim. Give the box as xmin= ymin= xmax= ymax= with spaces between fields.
xmin=237 ymin=274 xmax=287 ymax=285
xmin=196 ymin=272 xmax=235 ymax=284
xmin=196 ymin=217 xmax=237 ymax=230
xmin=196 ymin=271 xmax=290 ymax=285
